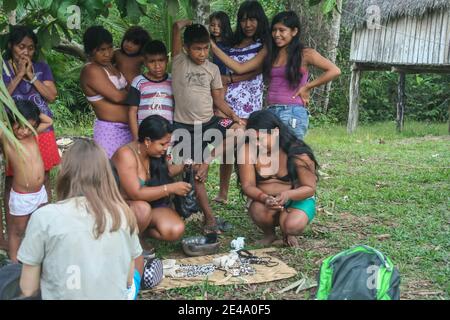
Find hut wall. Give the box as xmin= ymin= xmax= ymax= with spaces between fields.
xmin=350 ymin=8 xmax=450 ymax=65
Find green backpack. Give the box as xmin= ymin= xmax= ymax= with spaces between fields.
xmin=316 ymin=245 xmax=400 ymax=300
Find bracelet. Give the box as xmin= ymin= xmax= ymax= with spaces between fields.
xmin=29 ymin=74 xmax=37 ymax=84
xmin=163 ymin=184 xmax=169 ymax=197
xmin=229 ymin=74 xmax=234 ymax=83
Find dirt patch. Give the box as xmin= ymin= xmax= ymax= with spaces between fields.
xmin=391 ymin=135 xmax=450 ymax=146
xmin=402 ymin=279 xmax=446 ymax=300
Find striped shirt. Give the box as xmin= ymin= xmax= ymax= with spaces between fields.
xmin=126 ymin=74 xmax=174 ymax=123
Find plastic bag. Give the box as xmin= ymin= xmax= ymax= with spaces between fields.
xmin=173 ymin=165 xmax=200 ymax=218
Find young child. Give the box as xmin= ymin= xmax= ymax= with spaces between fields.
xmin=114 ymin=26 xmax=151 ymax=86
xmin=1 ymin=99 xmax=52 ymax=263
xmin=209 ymin=11 xmax=233 ymax=76
xmin=125 ymin=40 xmax=174 ymax=140
xmin=171 ymin=20 xmax=244 ymax=233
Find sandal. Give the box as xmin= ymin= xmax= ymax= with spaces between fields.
xmin=215 ymin=216 xmax=233 ymax=232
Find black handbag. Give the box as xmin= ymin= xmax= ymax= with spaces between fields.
xmin=173 ymin=165 xmax=200 ymax=218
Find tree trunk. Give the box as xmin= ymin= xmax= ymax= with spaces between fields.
xmin=53 ymin=40 xmax=86 ymax=62
xmin=191 ymin=0 xmax=210 ymax=26
xmin=287 ymin=0 xmax=343 ymax=113
xmin=322 ymin=0 xmax=343 ymax=113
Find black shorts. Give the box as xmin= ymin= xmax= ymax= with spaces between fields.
xmin=172 ymin=116 xmax=234 ymax=163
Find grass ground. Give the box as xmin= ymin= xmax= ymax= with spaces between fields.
xmin=1 ymin=121 xmax=448 ymax=300
xmin=139 ymin=121 xmax=450 ymax=300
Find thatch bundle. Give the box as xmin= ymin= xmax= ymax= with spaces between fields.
xmin=343 ymin=0 xmax=450 ymax=29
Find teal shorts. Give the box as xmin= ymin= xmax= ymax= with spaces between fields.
xmin=285 ymin=196 xmax=316 ymax=223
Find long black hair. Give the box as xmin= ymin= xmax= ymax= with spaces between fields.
xmin=234 ymin=1 xmax=272 ymax=75
xmin=82 ymin=26 xmax=113 ymax=56
xmin=209 ymin=11 xmax=234 ymax=47
xmin=138 ymin=115 xmax=173 ymax=186
xmin=8 ymin=99 xmax=41 ymax=126
xmin=266 ymin=11 xmax=306 ymax=89
xmin=120 ymin=26 xmax=151 ymax=55
xmin=4 ymin=25 xmax=38 ymax=61
xmin=244 ymin=110 xmax=319 ymax=187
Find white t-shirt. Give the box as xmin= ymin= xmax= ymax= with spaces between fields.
xmin=18 ymin=197 xmax=142 ymax=300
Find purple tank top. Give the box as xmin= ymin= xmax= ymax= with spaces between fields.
xmin=267 ymin=65 xmax=309 ymax=105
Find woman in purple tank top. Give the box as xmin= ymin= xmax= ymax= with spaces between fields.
xmin=211 ymin=11 xmax=341 ymax=140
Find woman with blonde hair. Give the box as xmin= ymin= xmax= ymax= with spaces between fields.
xmin=17 ymin=139 xmax=143 ymax=300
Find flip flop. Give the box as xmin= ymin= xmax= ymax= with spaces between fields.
xmin=215 ymin=216 xmax=233 ymax=232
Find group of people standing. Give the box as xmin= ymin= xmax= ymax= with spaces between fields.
xmin=1 ymin=0 xmax=340 ymax=299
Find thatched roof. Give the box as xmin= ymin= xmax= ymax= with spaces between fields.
xmin=343 ymin=0 xmax=450 ymax=29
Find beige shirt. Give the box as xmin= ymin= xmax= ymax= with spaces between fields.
xmin=172 ymin=52 xmax=223 ymax=124
xmin=18 ymin=197 xmax=142 ymax=300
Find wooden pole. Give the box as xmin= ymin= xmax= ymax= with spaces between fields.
xmin=448 ymin=103 xmax=450 ymax=134
xmin=347 ymin=65 xmax=361 ymax=133
xmin=396 ymin=72 xmax=406 ymax=132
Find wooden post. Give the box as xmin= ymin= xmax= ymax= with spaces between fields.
xmin=347 ymin=64 xmax=361 ymax=133
xmin=448 ymin=103 xmax=450 ymax=134
xmin=396 ymin=72 xmax=406 ymax=132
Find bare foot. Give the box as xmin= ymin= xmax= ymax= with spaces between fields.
xmin=203 ymin=216 xmax=221 ymax=235
xmin=255 ymin=233 xmax=278 ymax=246
xmin=284 ymin=235 xmax=300 ymax=248
xmin=213 ymin=196 xmax=228 ymax=205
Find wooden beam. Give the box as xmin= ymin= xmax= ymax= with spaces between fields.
xmin=351 ymin=62 xmax=391 ymax=71
xmin=396 ymin=72 xmax=406 ymax=132
xmin=351 ymin=62 xmax=450 ymax=73
xmin=347 ymin=65 xmax=361 ymax=133
xmin=391 ymin=66 xmax=450 ymax=74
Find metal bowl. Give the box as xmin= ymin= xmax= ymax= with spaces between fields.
xmin=182 ymin=236 xmax=220 ymax=257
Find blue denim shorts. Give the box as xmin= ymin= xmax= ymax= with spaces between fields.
xmin=267 ymin=105 xmax=309 ymax=140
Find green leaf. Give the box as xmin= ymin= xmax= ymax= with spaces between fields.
xmin=79 ymin=0 xmax=105 ymax=18
xmin=3 ymin=0 xmax=18 ymax=12
xmin=116 ymin=0 xmax=127 ymax=17
xmin=126 ymin=0 xmax=141 ymax=23
xmin=37 ymin=0 xmax=53 ymax=10
xmin=167 ymin=0 xmax=179 ymax=17
xmin=56 ymin=0 xmax=77 ymax=24
xmin=321 ymin=0 xmax=336 ymax=15
xmin=50 ymin=24 xmax=61 ymax=47
xmin=308 ymin=0 xmax=322 ymax=6
xmin=37 ymin=26 xmax=52 ymax=51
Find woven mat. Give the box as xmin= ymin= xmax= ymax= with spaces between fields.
xmin=145 ymin=248 xmax=297 ymax=292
